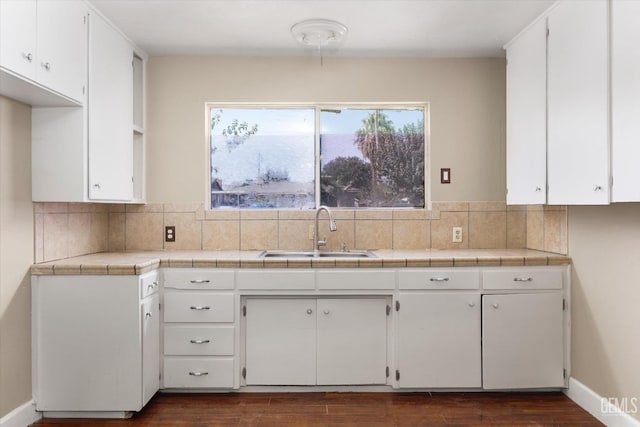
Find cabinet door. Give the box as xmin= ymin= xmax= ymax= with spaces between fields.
xmin=245 ymin=299 xmax=316 ymax=385
xmin=611 ymin=0 xmax=640 ymax=201
xmin=142 ymin=293 xmax=159 ymax=406
xmin=0 ymin=0 xmax=37 ymax=79
xmin=316 ymin=298 xmax=387 ymax=385
xmin=36 ymin=0 xmax=87 ymax=102
xmin=397 ymin=293 xmax=481 ymax=388
xmin=88 ymin=11 xmax=133 ymax=201
xmin=482 ymin=293 xmax=564 ymax=389
xmin=506 ymin=17 xmax=547 ymax=205
xmin=547 ymin=0 xmax=609 ymax=204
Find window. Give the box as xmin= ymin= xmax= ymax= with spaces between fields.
xmin=209 ymin=105 xmax=427 ymax=209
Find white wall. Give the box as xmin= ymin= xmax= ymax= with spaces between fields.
xmin=0 ymin=96 xmax=33 ymax=418
xmin=569 ymin=204 xmax=640 ymax=421
xmin=146 ymin=56 xmax=506 ymax=204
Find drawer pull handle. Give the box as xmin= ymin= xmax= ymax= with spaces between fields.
xmin=190 ymin=339 xmax=210 ymax=344
xmin=190 ymin=279 xmax=211 ymax=284
xmin=190 ymin=306 xmax=211 ymax=310
xmin=513 ymin=277 xmax=533 ymax=282
xmin=429 ymin=277 xmax=450 ymax=282
xmin=188 ymin=371 xmax=209 ymax=376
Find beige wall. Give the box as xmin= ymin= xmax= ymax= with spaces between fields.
xmin=0 ymin=96 xmax=33 ymax=417
xmin=146 ymin=56 xmax=506 ymax=204
xmin=569 ymin=204 xmax=640 ymax=421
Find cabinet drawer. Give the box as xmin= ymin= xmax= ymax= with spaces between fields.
xmin=483 ymin=269 xmax=563 ymax=290
xmin=399 ymin=269 xmax=480 ymax=290
xmin=140 ymin=271 xmax=160 ymax=299
xmin=164 ymin=326 xmax=234 ymax=356
xmin=317 ymin=270 xmax=395 ymax=290
xmin=163 ymin=358 xmax=234 ymax=388
xmin=237 ymin=270 xmax=314 ymax=290
xmin=163 ymin=269 xmax=235 ymax=290
xmin=164 ymin=293 xmax=234 ymax=322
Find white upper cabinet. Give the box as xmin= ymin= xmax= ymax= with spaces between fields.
xmin=31 ymin=6 xmax=146 ymax=203
xmin=0 ymin=0 xmax=86 ymax=105
xmin=611 ymin=0 xmax=640 ymax=202
xmin=0 ymin=0 xmax=37 ymax=79
xmin=547 ymin=0 xmax=610 ymax=205
xmin=88 ymin=11 xmax=134 ymax=201
xmin=36 ymin=0 xmax=87 ymax=103
xmin=505 ymin=17 xmax=548 ymax=205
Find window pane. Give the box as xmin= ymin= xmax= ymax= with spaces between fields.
xmin=210 ymin=108 xmax=315 ymax=209
xmin=320 ymin=108 xmax=425 ymax=208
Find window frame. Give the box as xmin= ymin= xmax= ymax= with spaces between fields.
xmin=205 ymin=102 xmax=431 ymax=210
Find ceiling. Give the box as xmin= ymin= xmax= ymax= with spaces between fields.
xmin=89 ymin=0 xmax=555 ymax=58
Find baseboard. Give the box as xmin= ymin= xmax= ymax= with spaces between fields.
xmin=565 ymin=377 xmax=640 ymax=427
xmin=0 ymin=400 xmax=41 ymax=427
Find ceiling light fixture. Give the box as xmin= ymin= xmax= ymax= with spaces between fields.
xmin=290 ymin=19 xmax=348 ymax=64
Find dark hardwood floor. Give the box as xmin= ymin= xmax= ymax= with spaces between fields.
xmin=31 ymin=392 xmax=603 ymax=426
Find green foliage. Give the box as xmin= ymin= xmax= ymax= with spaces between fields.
xmin=321 ymin=157 xmax=372 ymax=207
xmin=353 ymin=112 xmax=425 ymax=207
xmin=211 ymin=110 xmax=259 ymax=152
xmin=210 ymin=109 xmax=259 ymax=179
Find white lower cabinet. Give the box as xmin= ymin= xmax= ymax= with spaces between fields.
xmin=482 ymin=292 xmax=565 ymax=389
xmin=162 ymin=269 xmax=236 ymax=389
xmin=32 ymin=271 xmax=159 ymax=415
xmin=317 ymin=298 xmax=387 ymax=385
xmin=396 ymin=292 xmax=481 ymax=388
xmin=245 ymin=297 xmax=388 ymax=386
xmin=245 ymin=299 xmax=317 ymax=385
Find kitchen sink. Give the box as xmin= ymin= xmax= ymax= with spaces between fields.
xmin=259 ymin=250 xmax=377 ymax=258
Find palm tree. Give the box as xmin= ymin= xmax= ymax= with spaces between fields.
xmin=353 ymin=111 xmax=394 ymax=189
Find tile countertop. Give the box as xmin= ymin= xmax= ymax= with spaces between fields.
xmin=30 ymin=249 xmax=571 ymax=276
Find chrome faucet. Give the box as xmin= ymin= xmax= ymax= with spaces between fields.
xmin=314 ymin=205 xmax=337 ymax=255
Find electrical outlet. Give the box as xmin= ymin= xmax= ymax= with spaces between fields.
xmin=308 ymin=224 xmax=315 ymax=240
xmin=452 ymin=227 xmax=463 ymax=243
xmin=165 ymin=226 xmax=176 ymax=242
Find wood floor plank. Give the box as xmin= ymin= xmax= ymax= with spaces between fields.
xmin=30 ymin=392 xmax=603 ymax=426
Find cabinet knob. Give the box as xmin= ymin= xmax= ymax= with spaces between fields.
xmin=145 ymin=312 xmax=152 ymax=318
xmin=42 ymin=62 xmax=51 ymax=71
xmin=492 ymin=303 xmax=499 ymax=309
xmin=22 ymin=52 xmax=33 ymax=61
xmin=323 ymin=309 xmax=331 ymax=315
xmin=468 ymin=301 xmax=475 ymax=307
xmin=306 ymin=309 xmax=313 ymax=315
xmin=594 ymin=185 xmax=603 ymax=191
xmin=535 ymin=186 xmax=542 ymax=192
xmin=93 ymin=183 xmax=101 ymax=189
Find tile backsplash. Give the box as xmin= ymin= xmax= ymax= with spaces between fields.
xmin=34 ymin=201 xmax=568 ymax=263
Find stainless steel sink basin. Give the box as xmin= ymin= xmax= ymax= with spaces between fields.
xmin=259 ymin=250 xmax=376 ymax=258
